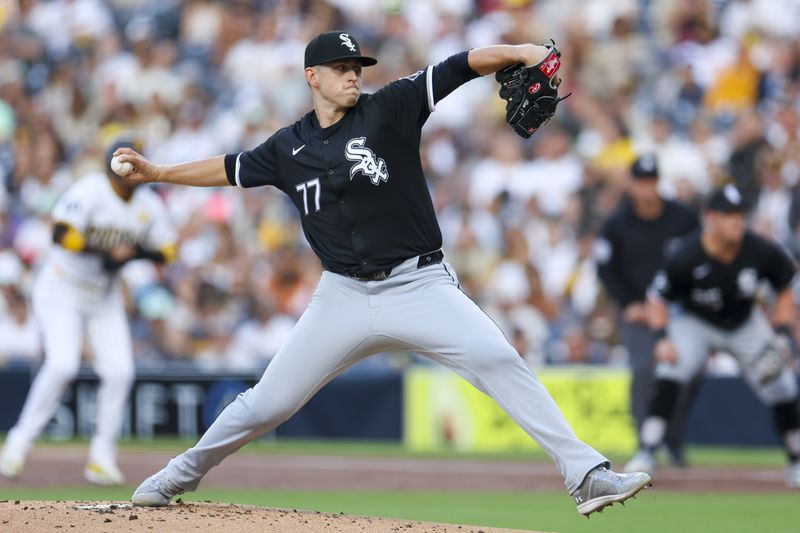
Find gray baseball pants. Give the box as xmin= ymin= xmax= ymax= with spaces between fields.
xmin=620 ymin=321 xmax=699 ymax=452
xmin=659 ymin=308 xmax=798 ymax=404
xmin=165 ymin=255 xmax=607 ymax=493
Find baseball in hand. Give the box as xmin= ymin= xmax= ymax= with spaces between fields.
xmin=110 ymin=155 xmax=134 ymax=177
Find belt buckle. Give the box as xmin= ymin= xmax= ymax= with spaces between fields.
xmin=352 ymin=269 xmax=389 ymax=282
xmin=417 ymin=250 xmax=443 ymax=269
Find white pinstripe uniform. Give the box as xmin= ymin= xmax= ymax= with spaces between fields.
xmin=2 ymin=172 xmax=176 ymax=478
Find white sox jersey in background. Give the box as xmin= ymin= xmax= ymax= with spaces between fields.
xmin=224 ymin=61 xmax=446 ymax=277
xmin=625 ymin=217 xmax=800 ymax=486
xmin=1 ymin=170 xmax=176 ymax=485
xmin=655 ymin=231 xmax=796 ymax=332
xmin=652 ymin=229 xmax=798 ymax=392
xmin=157 ymin=50 xmax=611 ymax=502
xmin=596 ymin=190 xmax=700 ymax=444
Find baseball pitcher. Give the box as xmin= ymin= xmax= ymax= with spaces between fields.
xmin=116 ymin=32 xmax=650 ymax=516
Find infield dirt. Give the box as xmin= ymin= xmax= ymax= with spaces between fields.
xmin=0 ymin=447 xmax=790 ymax=532
xmin=0 ymin=500 xmax=541 ymax=532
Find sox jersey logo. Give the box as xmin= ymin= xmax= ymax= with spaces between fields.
xmin=340 ymin=33 xmax=356 ymax=52
xmin=345 ymin=137 xmax=389 ymax=185
xmin=690 ymin=287 xmax=723 ymax=311
xmin=737 ymin=268 xmax=758 ymax=297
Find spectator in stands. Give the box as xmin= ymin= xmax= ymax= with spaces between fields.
xmin=0 ymin=286 xmax=41 ymax=365
xmin=0 ymin=250 xmax=40 ymax=365
xmin=223 ymin=295 xmax=294 ymax=371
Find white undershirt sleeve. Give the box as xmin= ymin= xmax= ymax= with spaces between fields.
xmin=426 ymin=65 xmax=435 ymax=113
xmin=235 ymin=153 xmax=243 ymax=187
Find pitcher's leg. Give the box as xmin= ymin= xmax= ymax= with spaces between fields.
xmin=86 ymin=301 xmax=134 ymax=465
xmin=165 ymin=276 xmax=375 ymax=490
xmin=381 ymin=268 xmax=606 ymax=493
xmin=425 ymin=334 xmax=605 ymax=492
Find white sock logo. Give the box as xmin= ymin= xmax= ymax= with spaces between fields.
xmin=345 ymin=137 xmax=388 ymax=185
xmin=340 ymin=33 xmax=356 ymax=52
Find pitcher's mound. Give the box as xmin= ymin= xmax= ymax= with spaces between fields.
xmin=0 ymin=500 xmax=543 ymax=532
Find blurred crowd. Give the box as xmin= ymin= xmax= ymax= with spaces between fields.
xmin=1 ymin=0 xmax=800 ymax=370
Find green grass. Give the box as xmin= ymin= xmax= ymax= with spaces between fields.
xmin=11 ymin=435 xmax=789 ymax=462
xmin=1 ymin=439 xmax=795 ymax=532
xmin=674 ymin=446 xmax=786 ymax=467
xmin=0 ymin=488 xmax=798 ymax=533
xmin=34 ymin=436 xmax=785 ymax=468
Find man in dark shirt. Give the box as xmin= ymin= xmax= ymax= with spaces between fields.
xmin=624 ymin=184 xmax=800 ymax=488
xmin=596 ymin=155 xmax=699 ymax=463
xmin=117 ymin=31 xmax=650 ymax=515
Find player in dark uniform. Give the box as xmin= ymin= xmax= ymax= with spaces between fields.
xmin=624 ymin=184 xmax=800 ymax=488
xmin=596 ymin=155 xmax=700 ymax=464
xmin=116 ymin=31 xmax=651 ymax=515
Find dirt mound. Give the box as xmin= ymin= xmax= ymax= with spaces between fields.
xmin=0 ymin=501 xmax=542 ymax=532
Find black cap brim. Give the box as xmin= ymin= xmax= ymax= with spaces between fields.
xmin=705 ymin=202 xmax=744 ymax=214
xmin=307 ymin=55 xmax=377 ymax=68
xmin=705 ymin=185 xmax=745 ymax=213
xmin=631 ymin=172 xmax=658 ymax=180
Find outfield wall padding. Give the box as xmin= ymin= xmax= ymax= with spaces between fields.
xmin=0 ymin=364 xmax=793 ymax=451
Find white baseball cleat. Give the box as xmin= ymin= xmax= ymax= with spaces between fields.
xmin=0 ymin=444 xmax=26 ymax=480
xmin=131 ymin=468 xmax=185 ymax=506
xmin=786 ymin=462 xmax=800 ymax=489
xmin=0 ymin=454 xmax=23 ymax=480
xmin=84 ymin=460 xmax=126 ymax=486
xmin=572 ymin=465 xmax=651 ymax=516
xmin=624 ymin=450 xmax=657 ymax=476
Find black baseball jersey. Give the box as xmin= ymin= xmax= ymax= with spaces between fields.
xmin=654 ymin=231 xmax=797 ymax=330
xmin=596 ymin=197 xmax=699 ymax=307
xmin=224 ymin=52 xmax=479 ymax=276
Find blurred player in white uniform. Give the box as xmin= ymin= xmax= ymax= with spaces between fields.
xmin=0 ymin=136 xmax=177 ymax=485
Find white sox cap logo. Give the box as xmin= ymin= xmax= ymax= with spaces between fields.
xmin=340 ymin=33 xmax=356 ymax=52
xmin=723 ymin=184 xmax=742 ymax=205
xmin=345 ymin=137 xmax=389 ymax=185
xmin=639 ymin=154 xmax=656 ymax=173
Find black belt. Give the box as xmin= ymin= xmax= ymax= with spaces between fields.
xmin=349 ymin=250 xmax=443 ymax=282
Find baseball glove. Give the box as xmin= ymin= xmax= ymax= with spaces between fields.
xmin=751 ymin=341 xmax=786 ymax=385
xmin=495 ymin=41 xmax=570 ymax=138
